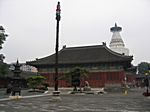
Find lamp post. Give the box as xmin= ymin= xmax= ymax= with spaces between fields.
xmin=53 ymin=1 xmax=61 ymax=95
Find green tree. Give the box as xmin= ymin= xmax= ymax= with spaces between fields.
xmin=138 ymin=62 xmax=150 ymax=74
xmin=0 ymin=26 xmax=8 ymax=77
xmin=0 ymin=26 xmax=8 ymax=50
xmin=27 ymin=75 xmax=46 ymax=91
xmin=0 ymin=26 xmax=7 ymax=63
xmin=0 ymin=62 xmax=9 ymax=77
xmin=63 ymin=67 xmax=89 ymax=91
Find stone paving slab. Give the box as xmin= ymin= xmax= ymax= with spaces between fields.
xmin=0 ymin=88 xmax=150 ymax=112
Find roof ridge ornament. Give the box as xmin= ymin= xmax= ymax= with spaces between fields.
xmin=102 ymin=42 xmax=106 ymax=46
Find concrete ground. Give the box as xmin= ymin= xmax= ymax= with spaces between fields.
xmin=0 ymin=88 xmax=150 ymax=112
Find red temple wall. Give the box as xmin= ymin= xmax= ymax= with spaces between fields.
xmin=41 ymin=71 xmax=135 ymax=88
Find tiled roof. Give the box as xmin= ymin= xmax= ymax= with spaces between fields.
xmin=27 ymin=44 xmax=133 ymax=66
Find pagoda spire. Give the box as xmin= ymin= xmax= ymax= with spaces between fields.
xmin=115 ymin=22 xmax=117 ymax=27
xmin=110 ymin=22 xmax=122 ymax=32
xmin=16 ymin=59 xmax=19 ymax=65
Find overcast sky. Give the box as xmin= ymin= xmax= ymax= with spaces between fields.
xmin=0 ymin=0 xmax=150 ymax=65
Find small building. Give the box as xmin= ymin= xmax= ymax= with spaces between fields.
xmin=27 ymin=43 xmax=135 ymax=88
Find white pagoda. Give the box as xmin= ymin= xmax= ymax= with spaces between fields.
xmin=109 ymin=23 xmax=129 ymax=55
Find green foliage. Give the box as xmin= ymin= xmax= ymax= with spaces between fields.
xmin=0 ymin=26 xmax=8 ymax=50
xmin=63 ymin=67 xmax=89 ymax=90
xmin=27 ymin=75 xmax=46 ymax=90
xmin=0 ymin=63 xmax=9 ymax=77
xmin=0 ymin=26 xmax=7 ymax=63
xmin=138 ymin=62 xmax=150 ymax=74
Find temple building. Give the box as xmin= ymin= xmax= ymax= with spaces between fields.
xmin=27 ymin=25 xmax=135 ymax=88
xmin=109 ymin=23 xmax=129 ymax=55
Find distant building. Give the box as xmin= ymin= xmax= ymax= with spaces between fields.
xmin=109 ymin=23 xmax=129 ymax=55
xmin=20 ymin=64 xmax=37 ymax=73
xmin=9 ymin=63 xmax=37 ymax=73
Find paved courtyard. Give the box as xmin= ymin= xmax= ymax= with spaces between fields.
xmin=0 ymin=88 xmax=150 ymax=112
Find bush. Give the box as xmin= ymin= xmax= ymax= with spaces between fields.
xmin=27 ymin=75 xmax=46 ymax=91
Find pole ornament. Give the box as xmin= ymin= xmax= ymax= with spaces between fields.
xmin=56 ymin=2 xmax=61 ymax=21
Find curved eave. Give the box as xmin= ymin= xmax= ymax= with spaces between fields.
xmin=104 ymin=45 xmax=132 ymax=59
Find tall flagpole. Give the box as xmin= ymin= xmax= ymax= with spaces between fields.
xmin=53 ymin=1 xmax=61 ymax=95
